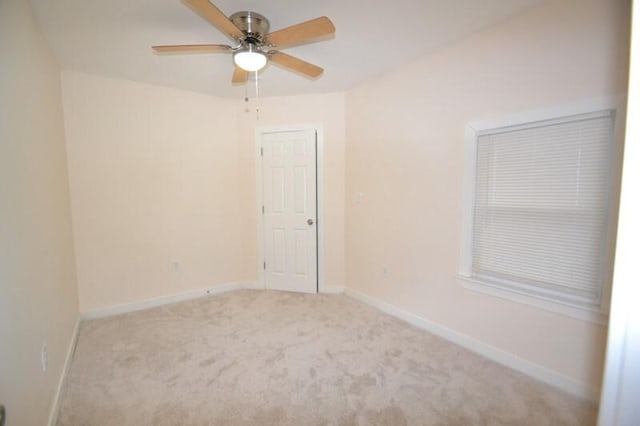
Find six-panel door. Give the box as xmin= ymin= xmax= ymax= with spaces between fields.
xmin=262 ymin=129 xmax=317 ymax=293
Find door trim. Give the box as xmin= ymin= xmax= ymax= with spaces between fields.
xmin=256 ymin=124 xmax=325 ymax=293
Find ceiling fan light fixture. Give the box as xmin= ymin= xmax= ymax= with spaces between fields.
xmin=152 ymin=2 xmax=336 ymax=84
xmin=233 ymin=45 xmax=267 ymax=72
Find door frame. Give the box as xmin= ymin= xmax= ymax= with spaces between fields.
xmin=255 ymin=124 xmax=325 ymax=293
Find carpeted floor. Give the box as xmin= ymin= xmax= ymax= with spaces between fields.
xmin=56 ymin=290 xmax=597 ymax=425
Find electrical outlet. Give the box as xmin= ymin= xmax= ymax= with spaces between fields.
xmin=172 ymin=260 xmax=180 ymax=272
xmin=383 ymin=266 xmax=389 ymax=278
xmin=41 ymin=342 xmax=48 ymax=372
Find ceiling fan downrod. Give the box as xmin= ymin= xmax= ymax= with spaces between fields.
xmin=230 ymin=11 xmax=270 ymax=45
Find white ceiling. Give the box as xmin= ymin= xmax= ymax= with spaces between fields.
xmin=30 ymin=0 xmax=543 ymax=99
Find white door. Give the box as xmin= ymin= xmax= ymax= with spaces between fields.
xmin=261 ymin=129 xmax=317 ymax=293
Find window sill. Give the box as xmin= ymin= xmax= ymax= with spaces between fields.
xmin=457 ymin=274 xmax=609 ymax=325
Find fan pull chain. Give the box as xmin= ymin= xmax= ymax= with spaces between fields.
xmin=254 ymin=71 xmax=260 ymax=120
xmin=244 ymin=83 xmax=250 ymax=113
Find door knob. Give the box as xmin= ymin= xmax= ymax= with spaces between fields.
xmin=307 ymin=218 xmax=314 ymax=225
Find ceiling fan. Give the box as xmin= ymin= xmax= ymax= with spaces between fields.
xmin=152 ymin=0 xmax=336 ymax=84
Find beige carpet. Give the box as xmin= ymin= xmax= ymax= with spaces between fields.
xmin=56 ymin=290 xmax=596 ymax=425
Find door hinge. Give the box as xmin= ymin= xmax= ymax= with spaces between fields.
xmin=260 ymin=147 xmax=263 ymax=156
xmin=262 ymin=205 xmax=265 ymax=214
xmin=263 ymin=261 xmax=266 ymax=270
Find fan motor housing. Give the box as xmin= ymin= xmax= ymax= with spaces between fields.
xmin=230 ymin=11 xmax=270 ymax=41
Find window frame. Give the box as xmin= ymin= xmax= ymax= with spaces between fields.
xmin=459 ymin=97 xmax=626 ymax=325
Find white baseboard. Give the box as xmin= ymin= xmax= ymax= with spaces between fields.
xmin=344 ymin=287 xmax=599 ymax=402
xmin=320 ymin=285 xmax=344 ymax=294
xmin=243 ymin=281 xmax=265 ymax=290
xmin=80 ymin=282 xmax=254 ymax=320
xmin=48 ymin=317 xmax=80 ymax=426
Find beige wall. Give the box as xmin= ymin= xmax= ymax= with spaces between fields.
xmin=236 ymin=93 xmax=347 ymax=290
xmin=0 ymin=0 xmax=79 ymax=424
xmin=62 ymin=71 xmax=244 ymax=312
xmin=345 ymin=0 xmax=630 ymax=391
xmin=62 ymin=74 xmax=346 ymax=311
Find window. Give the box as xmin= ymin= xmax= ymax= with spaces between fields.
xmin=460 ymin=99 xmax=624 ymax=323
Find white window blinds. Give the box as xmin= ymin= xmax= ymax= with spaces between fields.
xmin=472 ymin=110 xmax=614 ymax=307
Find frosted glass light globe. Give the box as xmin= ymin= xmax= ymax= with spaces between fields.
xmin=234 ymin=47 xmax=267 ymax=72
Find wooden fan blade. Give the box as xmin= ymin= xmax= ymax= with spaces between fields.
xmin=266 ymin=16 xmax=335 ymax=48
xmin=152 ymin=44 xmax=231 ymax=54
xmin=269 ymin=51 xmax=324 ymax=78
xmin=232 ymin=67 xmax=249 ymax=84
xmin=184 ymin=0 xmax=243 ymax=39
